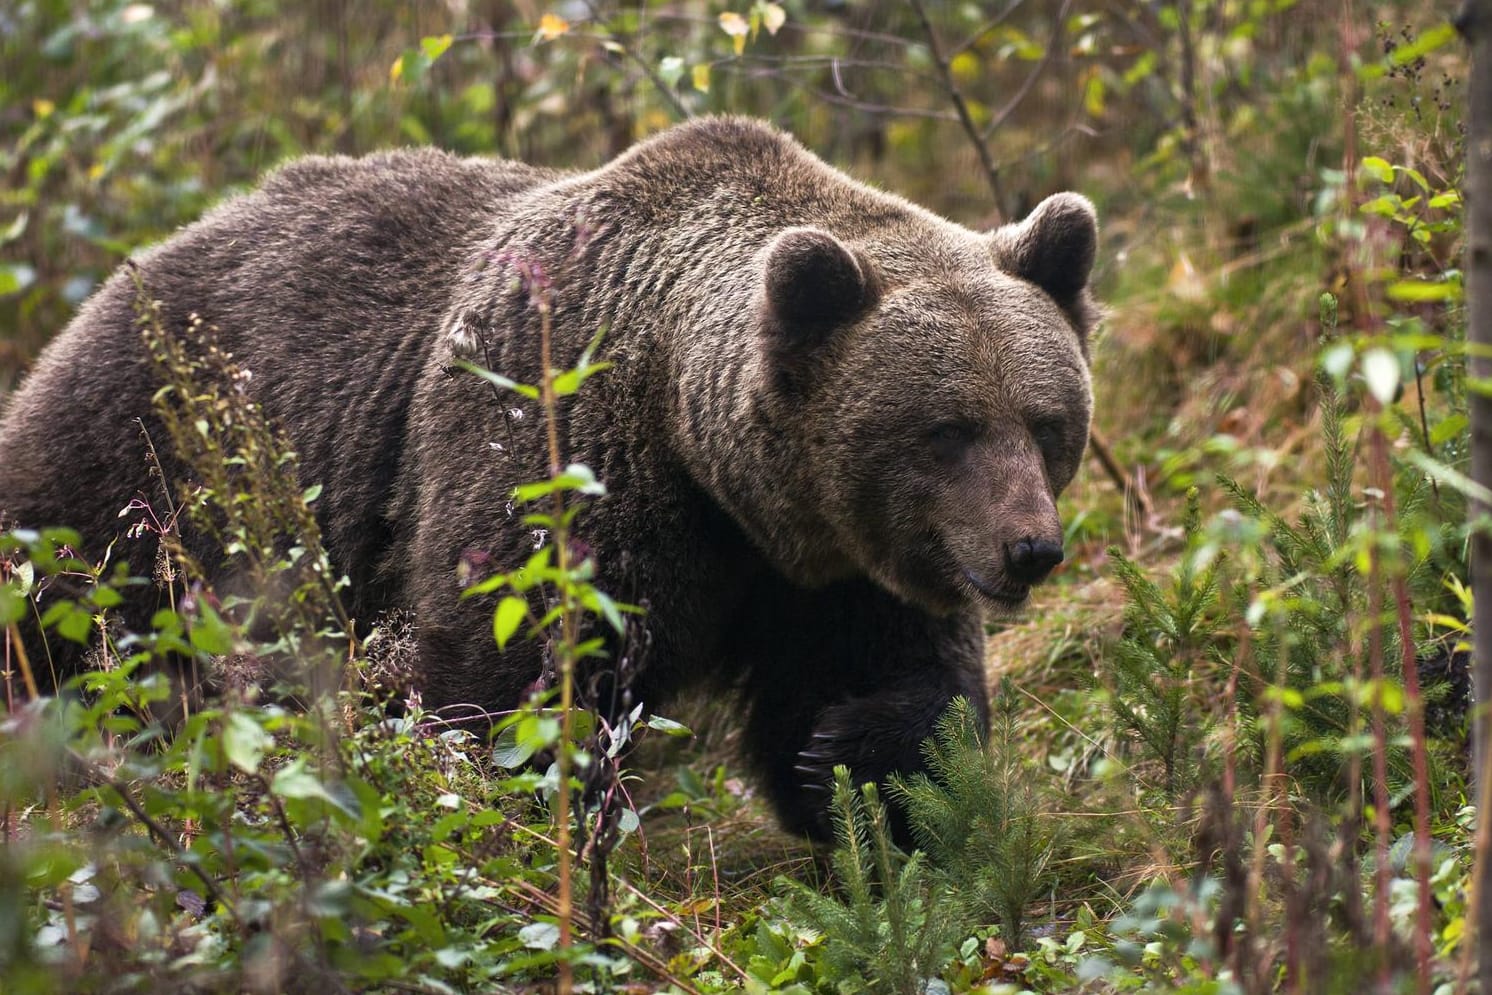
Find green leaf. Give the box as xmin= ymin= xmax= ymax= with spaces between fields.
xmin=271 ymin=759 xmax=355 ymax=819
xmin=658 ymin=55 xmax=685 ymax=88
xmin=420 ymin=34 xmax=453 ymax=60
xmin=492 ymin=725 xmax=538 ymax=769
xmin=0 ymin=263 xmax=36 ymax=297
xmin=493 ymin=595 xmax=527 ymax=651
xmin=90 ymin=586 xmax=123 ymax=609
xmin=647 ymin=715 xmax=693 ymax=736
xmin=581 ymin=588 xmax=626 ymax=633
xmin=1387 ymin=21 xmax=1457 ymax=67
xmin=1403 ymin=450 xmax=1492 ymax=505
xmin=1430 ymin=413 xmax=1468 ymax=447
xmin=519 ymin=921 xmax=560 ymax=950
xmin=1358 ymin=193 xmax=1400 ymax=217
xmin=1385 ymin=279 xmax=1462 ymax=303
xmin=1395 ymin=165 xmax=1429 ymax=192
xmin=41 ymin=602 xmax=93 ymax=644
xmin=512 ymin=464 xmax=606 ymax=503
xmin=0 ymin=212 xmax=28 ymax=245
xmin=1359 ymin=156 xmax=1394 ymax=184
xmin=451 ymin=358 xmax=541 ymax=399
xmin=1429 ymin=191 xmax=1461 ymax=209
xmin=223 ymin=712 xmax=272 ymax=774
xmin=550 ymin=360 xmax=612 ymax=397
xmin=189 ymin=606 xmax=234 ymax=656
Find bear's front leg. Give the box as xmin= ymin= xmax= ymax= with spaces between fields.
xmin=732 ymin=578 xmax=989 ymax=844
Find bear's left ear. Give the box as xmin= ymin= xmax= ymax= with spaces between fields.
xmin=762 ymin=227 xmax=878 ymax=340
xmin=990 ymin=192 xmax=1097 ymax=307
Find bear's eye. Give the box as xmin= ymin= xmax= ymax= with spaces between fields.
xmin=928 ymin=421 xmax=978 ymax=455
xmin=1030 ymin=418 xmax=1066 ymax=457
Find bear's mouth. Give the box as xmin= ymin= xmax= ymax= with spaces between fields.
xmin=960 ymin=567 xmax=1030 ymax=609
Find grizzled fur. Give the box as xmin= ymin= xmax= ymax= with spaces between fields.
xmin=0 ymin=118 xmax=1097 ymax=840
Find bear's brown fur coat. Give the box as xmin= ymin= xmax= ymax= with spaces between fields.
xmin=0 ymin=118 xmax=1097 ymax=838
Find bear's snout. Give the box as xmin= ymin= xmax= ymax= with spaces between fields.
xmin=1004 ymin=536 xmax=1064 ymax=586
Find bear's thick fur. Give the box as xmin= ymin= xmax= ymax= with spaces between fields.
xmin=0 ymin=118 xmax=1097 ymax=839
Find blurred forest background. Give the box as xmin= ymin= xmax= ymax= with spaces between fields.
xmin=0 ymin=1 xmax=1482 ymax=993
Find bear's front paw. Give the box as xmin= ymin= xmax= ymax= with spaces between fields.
xmin=788 ymin=684 xmax=971 ymax=843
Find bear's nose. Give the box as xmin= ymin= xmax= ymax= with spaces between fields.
xmin=1005 ymin=537 xmax=1064 ymax=585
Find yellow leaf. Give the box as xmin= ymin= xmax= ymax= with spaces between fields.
xmin=719 ymin=11 xmax=749 ymax=55
xmin=33 ymin=99 xmax=55 ymax=119
xmin=536 ymin=12 xmax=570 ymax=42
xmin=389 ymin=54 xmax=405 ymax=83
xmin=1082 ymin=70 xmax=1106 ymax=117
xmin=692 ymin=63 xmax=711 ymax=92
xmin=1166 ymin=251 xmax=1206 ymax=302
xmin=760 ymin=2 xmax=786 ymax=35
xmin=949 ymin=51 xmax=979 ymax=85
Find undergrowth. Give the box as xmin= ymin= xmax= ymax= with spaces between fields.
xmin=1 ymin=4 xmax=1486 ymax=994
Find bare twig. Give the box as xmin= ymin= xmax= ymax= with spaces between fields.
xmin=906 ymin=0 xmax=1010 ymax=216
xmin=581 ymin=1 xmax=691 ymax=120
xmin=980 ymin=0 xmax=1076 ymax=142
xmin=1087 ymin=427 xmax=1154 ymax=527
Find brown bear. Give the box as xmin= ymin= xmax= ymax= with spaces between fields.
xmin=0 ymin=117 xmax=1096 ymax=840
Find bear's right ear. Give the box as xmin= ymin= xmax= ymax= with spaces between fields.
xmin=762 ymin=227 xmax=877 ymax=342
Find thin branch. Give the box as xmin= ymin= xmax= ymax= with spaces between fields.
xmin=981 ymin=0 xmax=1076 ymax=142
xmin=949 ymin=0 xmax=1031 ymax=58
xmin=906 ymin=0 xmax=1009 ymax=214
xmin=581 ymin=1 xmax=691 ymax=120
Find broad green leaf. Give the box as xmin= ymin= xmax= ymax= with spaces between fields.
xmin=1403 ymin=450 xmax=1492 ymax=505
xmin=1387 ymin=22 xmax=1457 ymax=67
xmin=1430 ymin=413 xmax=1468 ymax=446
xmin=1395 ymin=165 xmax=1429 ymax=191
xmin=1386 ymin=279 xmax=1462 ymax=303
xmin=1358 ymin=194 xmax=1400 ymax=217
xmin=271 ymin=759 xmax=356 ymax=820
xmin=519 ymin=921 xmax=560 ymax=950
xmin=420 ymin=34 xmax=453 ymax=60
xmin=647 ymin=715 xmax=692 ymax=736
xmin=223 ymin=712 xmax=272 ymax=774
xmin=658 ymin=55 xmax=685 ymax=88
xmin=1359 ymin=156 xmax=1394 ymax=184
xmin=451 ymin=359 xmax=541 ymax=399
xmin=0 ymin=263 xmax=36 ymax=297
xmin=493 ymin=595 xmax=527 ymax=651
xmin=492 ymin=725 xmax=538 ymax=768
xmin=550 ymin=360 xmax=611 ymax=397
xmin=189 ymin=606 xmax=234 ymax=656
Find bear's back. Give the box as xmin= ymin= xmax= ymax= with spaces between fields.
xmin=0 ymin=149 xmax=562 ymax=639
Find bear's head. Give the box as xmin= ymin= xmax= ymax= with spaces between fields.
xmin=756 ymin=193 xmax=1097 ymax=614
